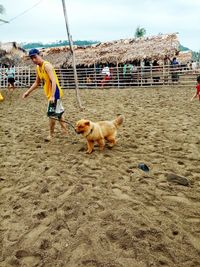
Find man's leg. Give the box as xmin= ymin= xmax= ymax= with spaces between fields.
xmin=46 ymin=117 xmax=56 ymax=141
xmin=59 ymin=113 xmax=68 ymax=135
xmin=11 ymin=82 xmax=15 ymax=92
xmin=8 ymin=83 xmax=11 ymax=95
xmin=55 ymin=100 xmax=68 ymax=135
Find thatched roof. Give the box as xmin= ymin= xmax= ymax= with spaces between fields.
xmin=0 ymin=42 xmax=26 ymax=66
xmin=177 ymin=51 xmax=192 ymax=64
xmin=0 ymin=42 xmax=26 ymax=55
xmin=22 ymin=33 xmax=180 ymax=68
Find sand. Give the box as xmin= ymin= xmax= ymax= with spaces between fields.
xmin=0 ymin=86 xmax=200 ymax=267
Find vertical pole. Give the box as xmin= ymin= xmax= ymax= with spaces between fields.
xmin=163 ymin=60 xmax=164 ymax=86
xmin=61 ymin=0 xmax=83 ymax=109
xmin=94 ymin=63 xmax=97 ymax=88
xmin=116 ymin=62 xmax=120 ymax=88
xmin=0 ymin=65 xmax=1 ymax=89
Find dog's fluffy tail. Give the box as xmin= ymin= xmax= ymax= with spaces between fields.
xmin=113 ymin=115 xmax=124 ymax=128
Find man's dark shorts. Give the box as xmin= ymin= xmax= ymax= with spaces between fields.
xmin=47 ymin=99 xmax=64 ymax=119
xmin=8 ymin=77 xmax=15 ymax=85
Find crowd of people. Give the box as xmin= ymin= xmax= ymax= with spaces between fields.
xmin=0 ymin=57 xmax=199 ymax=94
xmin=84 ymin=57 xmax=186 ymax=88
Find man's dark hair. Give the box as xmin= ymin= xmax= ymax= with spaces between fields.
xmin=197 ymin=75 xmax=200 ymax=82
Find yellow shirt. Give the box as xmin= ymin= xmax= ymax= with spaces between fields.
xmin=36 ymin=61 xmax=63 ymax=100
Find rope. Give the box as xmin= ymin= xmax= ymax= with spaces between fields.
xmin=49 ymin=116 xmax=75 ymax=131
xmin=0 ymin=0 xmax=44 ymax=26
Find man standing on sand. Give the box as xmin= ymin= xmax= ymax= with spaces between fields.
xmin=22 ymin=48 xmax=68 ymax=141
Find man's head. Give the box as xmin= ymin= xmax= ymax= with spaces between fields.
xmin=28 ymin=48 xmax=43 ymax=65
xmin=197 ymin=75 xmax=200 ymax=84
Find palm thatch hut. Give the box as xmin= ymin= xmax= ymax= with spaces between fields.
xmin=21 ymin=33 xmax=179 ymax=69
xmin=0 ymin=42 xmax=26 ymax=66
xmin=177 ymin=51 xmax=192 ymax=64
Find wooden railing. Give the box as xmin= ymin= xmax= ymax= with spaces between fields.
xmin=0 ymin=65 xmax=199 ymax=89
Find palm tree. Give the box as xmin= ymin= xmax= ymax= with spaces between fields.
xmin=135 ymin=26 xmax=146 ymax=38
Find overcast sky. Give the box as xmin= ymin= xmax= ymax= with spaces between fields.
xmin=0 ymin=0 xmax=200 ymax=51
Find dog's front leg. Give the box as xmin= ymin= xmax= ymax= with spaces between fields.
xmin=97 ymin=138 xmax=105 ymax=151
xmin=86 ymin=140 xmax=94 ymax=154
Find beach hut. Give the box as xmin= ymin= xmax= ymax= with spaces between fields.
xmin=17 ymin=33 xmax=181 ymax=88
xmin=177 ymin=50 xmax=192 ymax=65
xmin=20 ymin=33 xmax=180 ymax=68
xmin=0 ymin=42 xmax=26 ymax=66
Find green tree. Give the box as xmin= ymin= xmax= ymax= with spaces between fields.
xmin=0 ymin=4 xmax=5 ymax=14
xmin=134 ymin=26 xmax=146 ymax=38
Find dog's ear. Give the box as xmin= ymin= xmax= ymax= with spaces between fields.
xmin=84 ymin=121 xmax=90 ymax=126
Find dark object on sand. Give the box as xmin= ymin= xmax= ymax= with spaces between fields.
xmin=166 ymin=173 xmax=190 ymax=186
xmin=138 ymin=163 xmax=149 ymax=172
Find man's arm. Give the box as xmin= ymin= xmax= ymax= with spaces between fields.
xmin=22 ymin=73 xmax=41 ymax=98
xmin=44 ymin=63 xmax=56 ymax=103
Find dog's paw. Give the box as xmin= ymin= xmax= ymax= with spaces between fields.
xmin=107 ymin=143 xmax=115 ymax=149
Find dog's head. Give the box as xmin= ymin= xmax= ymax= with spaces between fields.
xmin=75 ymin=119 xmax=91 ymax=134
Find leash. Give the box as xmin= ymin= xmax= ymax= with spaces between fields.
xmin=49 ymin=116 xmax=76 ymax=131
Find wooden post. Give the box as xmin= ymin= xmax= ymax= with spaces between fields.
xmin=28 ymin=66 xmax=30 ymax=87
xmin=150 ymin=63 xmax=152 ymax=87
xmin=94 ymin=63 xmax=97 ymax=88
xmin=116 ymin=62 xmax=120 ymax=88
xmin=163 ymin=60 xmax=164 ymax=86
xmin=61 ymin=0 xmax=83 ymax=109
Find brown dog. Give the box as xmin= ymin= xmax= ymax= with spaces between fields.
xmin=75 ymin=115 xmax=124 ymax=153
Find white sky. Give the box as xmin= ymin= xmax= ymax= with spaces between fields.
xmin=0 ymin=0 xmax=200 ymax=51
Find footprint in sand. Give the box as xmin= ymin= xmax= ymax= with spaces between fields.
xmin=112 ymin=187 xmax=133 ymax=201
xmin=186 ymin=233 xmax=200 ymax=252
xmin=15 ymin=250 xmax=41 ymax=266
xmin=162 ymin=195 xmax=191 ymax=205
xmin=186 ymin=217 xmax=200 ymax=223
xmin=33 ymin=210 xmax=47 ymax=220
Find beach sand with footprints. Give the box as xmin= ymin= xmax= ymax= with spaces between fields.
xmin=1 ymin=86 xmax=200 ymax=267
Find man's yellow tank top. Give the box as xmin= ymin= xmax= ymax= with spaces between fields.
xmin=36 ymin=61 xmax=63 ymax=100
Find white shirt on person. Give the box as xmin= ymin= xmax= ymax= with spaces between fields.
xmin=101 ymin=66 xmax=110 ymax=77
xmin=192 ymin=62 xmax=197 ymax=70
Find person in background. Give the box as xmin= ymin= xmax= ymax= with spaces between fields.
xmin=123 ymin=63 xmax=127 ymax=81
xmin=171 ymin=57 xmax=179 ymax=83
xmin=152 ymin=60 xmax=160 ymax=83
xmin=123 ymin=62 xmax=134 ymax=86
xmin=22 ymin=48 xmax=68 ymax=141
xmin=191 ymin=75 xmax=200 ymax=102
xmin=101 ymin=64 xmax=110 ymax=87
xmin=191 ymin=60 xmax=197 ymax=73
xmin=85 ymin=74 xmax=93 ymax=87
xmin=5 ymin=65 xmax=15 ymax=94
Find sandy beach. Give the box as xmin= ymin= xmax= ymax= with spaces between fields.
xmin=1 ymin=86 xmax=200 ymax=267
